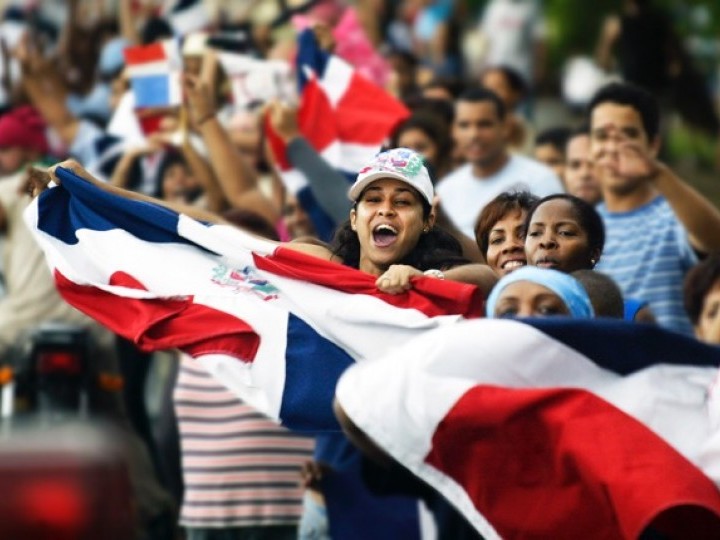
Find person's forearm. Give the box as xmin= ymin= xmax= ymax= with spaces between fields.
xmin=655 ymin=166 xmax=720 ymax=253
xmin=181 ymin=137 xmax=227 ymax=213
xmin=198 ymin=118 xmax=278 ymax=225
xmin=119 ymin=0 xmax=141 ymax=44
xmin=442 ymin=264 xmax=497 ymax=297
xmin=109 ymin=152 xmax=140 ymax=188
xmin=105 ymin=177 xmax=228 ymax=224
xmin=22 ymin=74 xmax=78 ymax=146
xmin=435 ymin=205 xmax=484 ymax=263
xmin=55 ymin=163 xmax=229 ymax=225
xmin=287 ymin=137 xmax=350 ymax=224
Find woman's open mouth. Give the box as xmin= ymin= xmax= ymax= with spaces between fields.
xmin=372 ymin=224 xmax=398 ymax=247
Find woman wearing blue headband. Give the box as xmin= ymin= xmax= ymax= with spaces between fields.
xmin=486 ymin=266 xmax=594 ymax=319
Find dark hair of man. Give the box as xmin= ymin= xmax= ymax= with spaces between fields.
xmin=572 ymin=269 xmax=624 ymax=318
xmin=483 ymin=65 xmax=528 ymax=98
xmin=683 ymin=253 xmax=720 ymax=325
xmin=524 ymin=193 xmax=606 ymax=269
xmin=565 ymin=123 xmax=591 ymax=150
xmin=330 ymin=196 xmax=469 ymax=271
xmin=422 ymin=76 xmax=466 ymax=100
xmin=586 ymin=82 xmax=660 ymax=141
xmin=474 ymin=191 xmax=539 ymax=256
xmin=535 ymin=126 xmax=572 ymax=152
xmin=456 ymin=87 xmax=506 ymax=121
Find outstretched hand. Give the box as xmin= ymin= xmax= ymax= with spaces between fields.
xmin=267 ymin=100 xmax=300 ymax=143
xmin=182 ymin=73 xmax=216 ymax=128
xmin=300 ymin=460 xmax=332 ymax=490
xmin=26 ymin=159 xmax=105 ymax=198
xmin=615 ymin=142 xmax=661 ymax=181
xmin=23 ymin=166 xmax=53 ymax=198
xmin=312 ymin=23 xmax=336 ymax=53
xmin=595 ymin=141 xmax=663 ymax=183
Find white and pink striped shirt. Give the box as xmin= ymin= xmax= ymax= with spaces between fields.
xmin=175 ymin=355 xmax=314 ymax=528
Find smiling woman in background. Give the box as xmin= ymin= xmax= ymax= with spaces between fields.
xmin=524 ymin=193 xmax=604 ymax=273
xmin=474 ymin=191 xmax=539 ymax=276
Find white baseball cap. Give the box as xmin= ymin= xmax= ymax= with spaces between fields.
xmin=348 ymin=148 xmax=434 ymax=206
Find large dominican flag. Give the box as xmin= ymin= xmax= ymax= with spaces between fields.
xmin=265 ymin=29 xmax=409 ymax=241
xmin=25 ymin=167 xmax=480 ymax=427
xmin=25 ymin=168 xmax=720 ymax=538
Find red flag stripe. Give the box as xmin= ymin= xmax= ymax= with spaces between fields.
xmin=334 ymin=72 xmax=409 ymax=144
xmin=254 ymin=247 xmax=484 ymax=319
xmin=55 ymin=270 xmax=260 ymax=361
xmin=426 ymin=384 xmax=720 ymax=539
xmin=123 ymin=42 xmax=168 ymax=65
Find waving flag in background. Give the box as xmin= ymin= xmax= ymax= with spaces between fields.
xmin=265 ymin=29 xmax=409 ymax=241
xmin=123 ymin=40 xmax=183 ymax=109
xmin=217 ymin=53 xmax=296 ymax=109
xmin=25 ymin=168 xmax=720 ymax=539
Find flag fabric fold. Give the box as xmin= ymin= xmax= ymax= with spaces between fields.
xmin=336 ymin=318 xmax=720 ymax=539
xmin=265 ymin=29 xmax=409 ymax=240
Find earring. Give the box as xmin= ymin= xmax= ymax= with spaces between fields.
xmin=590 ymin=258 xmax=596 ymax=265
xmin=423 ymin=227 xmax=429 ymax=233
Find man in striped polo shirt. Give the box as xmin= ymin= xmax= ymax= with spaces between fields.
xmin=589 ymin=82 xmax=720 ymax=335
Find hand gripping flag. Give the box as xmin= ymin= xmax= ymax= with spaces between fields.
xmin=265 ymin=29 xmax=409 ymax=241
xmin=336 ymin=318 xmax=720 ymax=540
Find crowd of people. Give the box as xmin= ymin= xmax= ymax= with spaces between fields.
xmin=2 ymin=0 xmax=720 ymax=538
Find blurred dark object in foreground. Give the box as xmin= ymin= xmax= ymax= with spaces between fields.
xmin=0 ymin=422 xmax=135 ymax=540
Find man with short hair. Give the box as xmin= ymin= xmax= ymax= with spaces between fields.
xmin=589 ymin=82 xmax=720 ymax=334
xmin=437 ymin=87 xmax=563 ymax=238
xmin=534 ymin=126 xmax=571 ymax=179
xmin=564 ymin=125 xmax=602 ymax=205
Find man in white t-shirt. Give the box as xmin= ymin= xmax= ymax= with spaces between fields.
xmin=478 ymin=0 xmax=547 ymax=88
xmin=437 ymin=87 xmax=563 ymax=238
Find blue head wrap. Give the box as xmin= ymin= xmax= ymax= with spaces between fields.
xmin=486 ymin=266 xmax=594 ymax=319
